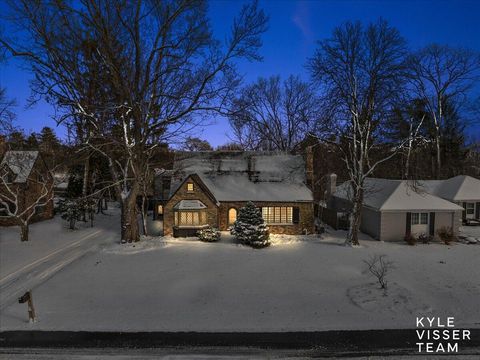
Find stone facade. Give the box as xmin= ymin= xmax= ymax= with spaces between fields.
xmin=218 ymin=201 xmax=314 ymax=235
xmin=163 ymin=176 xmax=315 ymax=236
xmin=163 ymin=175 xmax=218 ymax=236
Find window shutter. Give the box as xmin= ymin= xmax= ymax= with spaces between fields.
xmin=429 ymin=212 xmax=435 ymax=236
xmin=462 ymin=202 xmax=466 ymax=220
xmin=406 ymin=212 xmax=411 ymax=235
xmin=292 ymin=207 xmax=300 ymax=224
xmin=476 ymin=202 xmax=480 ymax=219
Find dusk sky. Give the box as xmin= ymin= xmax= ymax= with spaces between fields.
xmin=1 ymin=0 xmax=479 ymax=146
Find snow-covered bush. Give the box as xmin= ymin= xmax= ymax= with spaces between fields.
xmin=197 ymin=226 xmax=220 ymax=242
xmin=231 ymin=201 xmax=270 ymax=248
xmin=418 ymin=233 xmax=432 ymax=244
xmin=404 ymin=233 xmax=417 ymax=246
xmin=437 ymin=226 xmax=456 ymax=245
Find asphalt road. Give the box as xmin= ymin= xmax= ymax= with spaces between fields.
xmin=1 ymin=347 xmax=480 ymax=359
xmin=0 ymin=329 xmax=479 ymax=358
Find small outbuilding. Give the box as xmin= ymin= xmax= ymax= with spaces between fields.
xmin=0 ymin=150 xmax=54 ymax=226
xmin=330 ymin=178 xmax=464 ymax=241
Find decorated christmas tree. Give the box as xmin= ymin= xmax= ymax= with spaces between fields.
xmin=231 ymin=201 xmax=270 ymax=248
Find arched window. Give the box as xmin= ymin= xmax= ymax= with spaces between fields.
xmin=228 ymin=208 xmax=237 ymax=225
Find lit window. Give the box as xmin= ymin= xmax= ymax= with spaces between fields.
xmin=157 ymin=204 xmax=163 ymax=215
xmin=466 ymin=203 xmax=475 ymax=214
xmin=262 ymin=207 xmax=293 ymax=224
xmin=175 ymin=211 xmax=207 ymax=227
xmin=187 ymin=183 xmax=194 ymax=192
xmin=228 ymin=208 xmax=237 ymax=225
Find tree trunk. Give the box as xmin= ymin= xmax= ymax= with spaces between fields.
xmin=20 ymin=223 xmax=29 ymax=242
xmin=121 ymin=185 xmax=140 ymax=243
xmin=81 ymin=156 xmax=90 ymax=222
xmin=141 ymin=195 xmax=148 ymax=236
xmin=435 ymin=134 xmax=441 ymax=179
xmin=346 ymin=188 xmax=363 ymax=246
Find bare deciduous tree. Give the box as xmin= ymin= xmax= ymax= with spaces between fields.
xmin=229 ymin=75 xmax=324 ymax=151
xmin=0 ymin=152 xmax=54 ymax=241
xmin=309 ymin=19 xmax=409 ymax=246
xmin=363 ymin=254 xmax=394 ymax=294
xmin=408 ymin=44 xmax=480 ymax=179
xmin=2 ymin=0 xmax=267 ymax=243
xmin=0 ymin=88 xmax=15 ymax=136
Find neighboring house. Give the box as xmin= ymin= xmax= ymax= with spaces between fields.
xmin=157 ymin=152 xmax=314 ymax=237
xmin=0 ymin=150 xmax=54 ymax=226
xmin=419 ymin=175 xmax=480 ymax=224
xmin=329 ymin=178 xmax=464 ymax=242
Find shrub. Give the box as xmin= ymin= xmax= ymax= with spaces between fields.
xmin=437 ymin=226 xmax=457 ymax=245
xmin=404 ymin=233 xmax=417 ymax=246
xmin=363 ymin=254 xmax=395 ymax=295
xmin=418 ymin=233 xmax=432 ymax=244
xmin=197 ymin=226 xmax=220 ymax=242
xmin=231 ymin=201 xmax=270 ymax=248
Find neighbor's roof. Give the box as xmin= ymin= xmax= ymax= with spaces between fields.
xmin=169 ymin=151 xmax=313 ymax=202
xmin=0 ymin=151 xmax=39 ymax=183
xmin=334 ymin=178 xmax=464 ymax=212
xmin=419 ymin=175 xmax=480 ymax=202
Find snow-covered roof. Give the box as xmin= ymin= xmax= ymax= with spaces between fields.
xmin=419 ymin=175 xmax=480 ymax=202
xmin=173 ymin=200 xmax=207 ymax=210
xmin=334 ymin=178 xmax=464 ymax=212
xmin=170 ymin=152 xmax=313 ymax=202
xmin=0 ymin=151 xmax=39 ymax=183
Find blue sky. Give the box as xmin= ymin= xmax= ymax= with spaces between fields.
xmin=1 ymin=0 xmax=479 ymax=146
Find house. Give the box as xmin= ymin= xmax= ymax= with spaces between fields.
xmin=329 ymin=178 xmax=464 ymax=241
xmin=157 ymin=152 xmax=314 ymax=237
xmin=0 ymin=150 xmax=54 ymax=226
xmin=419 ymin=175 xmax=480 ymax=224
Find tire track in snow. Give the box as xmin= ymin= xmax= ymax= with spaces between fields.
xmin=0 ymin=229 xmax=102 ymax=286
xmin=0 ymin=229 xmax=108 ymax=310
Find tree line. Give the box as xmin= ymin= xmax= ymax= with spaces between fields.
xmin=1 ymin=0 xmax=479 ymax=245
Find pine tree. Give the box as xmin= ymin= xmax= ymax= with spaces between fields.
xmin=231 ymin=201 xmax=270 ymax=248
xmin=58 ymin=199 xmax=82 ymax=230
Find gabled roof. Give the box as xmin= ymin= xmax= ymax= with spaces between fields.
xmin=169 ymin=151 xmax=313 ymax=202
xmin=334 ymin=178 xmax=464 ymax=212
xmin=0 ymin=151 xmax=39 ymax=183
xmin=419 ymin=175 xmax=480 ymax=202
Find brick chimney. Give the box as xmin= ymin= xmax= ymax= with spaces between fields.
xmin=305 ymin=146 xmax=314 ymax=189
xmin=325 ymin=173 xmax=337 ymax=200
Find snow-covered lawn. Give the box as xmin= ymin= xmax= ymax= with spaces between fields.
xmin=459 ymin=225 xmax=480 ymax=242
xmin=0 ymin=207 xmax=119 ymax=278
xmin=1 ymin=226 xmax=479 ymax=332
